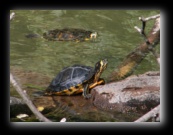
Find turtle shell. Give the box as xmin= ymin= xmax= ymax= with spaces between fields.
xmin=43 ymin=28 xmax=94 ymax=41
xmin=45 ymin=64 xmax=94 ymax=95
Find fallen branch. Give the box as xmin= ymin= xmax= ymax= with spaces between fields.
xmin=134 ymin=104 xmax=160 ymax=122
xmin=134 ymin=14 xmax=160 ymax=35
xmin=109 ymin=14 xmax=160 ymax=82
xmin=134 ymin=15 xmax=160 ymax=66
xmin=10 ymin=73 xmax=52 ymax=122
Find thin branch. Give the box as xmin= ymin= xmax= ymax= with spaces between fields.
xmin=139 ymin=14 xmax=160 ymax=22
xmin=134 ymin=15 xmax=160 ymax=66
xmin=109 ymin=14 xmax=160 ymax=82
xmin=134 ymin=26 xmax=142 ymax=33
xmin=134 ymin=104 xmax=160 ymax=122
xmin=134 ymin=25 xmax=149 ymax=44
xmin=135 ymin=16 xmax=150 ymax=45
xmin=135 ymin=14 xmax=160 ymax=38
xmin=10 ymin=73 xmax=52 ymax=122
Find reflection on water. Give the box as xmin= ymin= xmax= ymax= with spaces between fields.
xmin=10 ymin=10 xmax=160 ymax=79
xmin=10 ymin=10 xmax=160 ymax=122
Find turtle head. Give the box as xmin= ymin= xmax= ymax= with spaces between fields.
xmin=96 ymin=59 xmax=108 ymax=71
xmin=90 ymin=32 xmax=97 ymax=39
xmin=94 ymin=59 xmax=108 ymax=81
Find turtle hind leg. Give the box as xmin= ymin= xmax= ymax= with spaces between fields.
xmin=82 ymin=84 xmax=91 ymax=99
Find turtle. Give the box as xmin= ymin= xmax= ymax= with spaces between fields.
xmin=25 ymin=28 xmax=97 ymax=42
xmin=44 ymin=59 xmax=108 ymax=99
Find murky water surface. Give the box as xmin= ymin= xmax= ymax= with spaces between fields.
xmin=10 ymin=10 xmax=160 ymax=122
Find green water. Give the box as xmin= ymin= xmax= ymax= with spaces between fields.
xmin=10 ymin=10 xmax=160 ymax=122
xmin=10 ymin=10 xmax=160 ymax=80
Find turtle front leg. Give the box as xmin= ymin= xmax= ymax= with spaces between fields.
xmin=82 ymin=84 xmax=91 ymax=99
xmin=89 ymin=78 xmax=105 ymax=89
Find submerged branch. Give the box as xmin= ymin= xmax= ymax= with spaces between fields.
xmin=108 ymin=15 xmax=160 ymax=82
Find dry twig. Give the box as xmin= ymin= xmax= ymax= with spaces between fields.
xmin=134 ymin=15 xmax=160 ymax=65
xmin=10 ymin=73 xmax=52 ymax=122
xmin=134 ymin=104 xmax=160 ymax=122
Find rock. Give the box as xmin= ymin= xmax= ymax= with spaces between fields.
xmin=10 ymin=96 xmax=33 ymax=117
xmin=91 ymin=71 xmax=160 ymax=113
xmin=10 ymin=96 xmax=25 ymax=105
